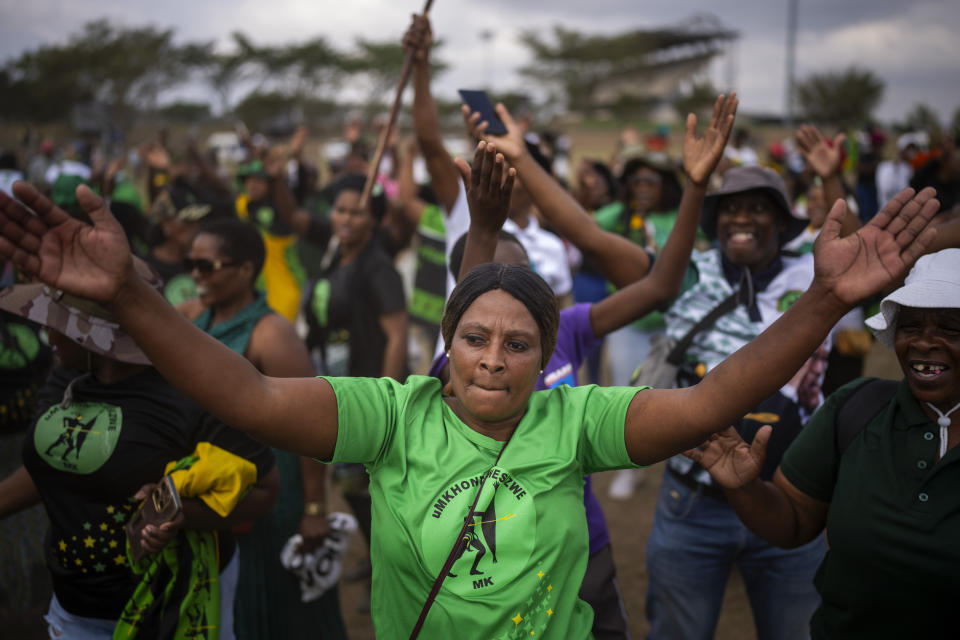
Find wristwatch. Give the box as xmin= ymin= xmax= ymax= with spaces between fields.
xmin=303 ymin=501 xmax=326 ymax=517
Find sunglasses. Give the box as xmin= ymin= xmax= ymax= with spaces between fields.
xmin=183 ymin=257 xmax=237 ymax=275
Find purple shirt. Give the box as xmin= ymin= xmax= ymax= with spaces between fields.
xmin=430 ymin=303 xmax=612 ymax=554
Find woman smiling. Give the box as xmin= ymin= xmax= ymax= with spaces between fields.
xmin=0 ymin=173 xmax=939 ymax=638
xmin=686 ymin=248 xmax=960 ymax=638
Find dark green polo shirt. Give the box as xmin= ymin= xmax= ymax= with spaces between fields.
xmin=781 ymin=378 xmax=960 ymax=639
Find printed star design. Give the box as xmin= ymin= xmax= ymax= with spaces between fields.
xmin=109 ymin=540 xmax=118 ymax=549
xmin=113 ymin=555 xmax=126 ymax=566
xmin=547 ymin=609 xmax=553 ymax=617
xmin=94 ymin=563 xmax=106 ymax=572
xmin=100 ymin=523 xmax=109 ymax=531
xmin=58 ymin=540 xmax=67 ymax=552
xmin=74 ymin=558 xmax=83 ymax=566
xmin=113 ymin=512 xmax=127 ymax=523
xmin=512 ymin=614 xmax=523 ymax=626
xmin=537 ymin=571 xmax=544 ymax=580
xmin=83 ymin=536 xmax=95 ymax=548
xmin=82 ymin=522 xmax=92 ymax=531
xmin=102 ymin=548 xmax=110 ymax=554
xmin=106 ymin=505 xmax=115 ymax=514
xmin=547 ymin=584 xmax=552 ymax=592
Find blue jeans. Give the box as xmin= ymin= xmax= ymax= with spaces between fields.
xmin=606 ymin=324 xmax=654 ymax=387
xmin=44 ymin=543 xmax=239 ymax=639
xmin=645 ymin=470 xmax=824 ymax=640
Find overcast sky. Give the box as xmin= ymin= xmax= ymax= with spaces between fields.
xmin=2 ymin=0 xmax=958 ymax=125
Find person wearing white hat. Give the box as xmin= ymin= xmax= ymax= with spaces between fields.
xmin=686 ymin=247 xmax=960 ymax=639
xmin=876 ymin=134 xmax=919 ymax=207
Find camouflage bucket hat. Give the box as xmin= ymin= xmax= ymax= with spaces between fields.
xmin=0 ymin=259 xmax=162 ymax=365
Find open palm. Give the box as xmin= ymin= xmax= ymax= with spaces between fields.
xmin=0 ymin=182 xmax=133 ymax=303
xmin=813 ymin=186 xmax=940 ymax=306
xmin=684 ymin=426 xmax=769 ymax=489
xmin=796 ymin=125 xmax=844 ymax=178
xmin=683 ymin=93 xmax=738 ymax=186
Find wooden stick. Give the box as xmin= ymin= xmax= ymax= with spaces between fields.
xmin=359 ymin=0 xmax=435 ymax=208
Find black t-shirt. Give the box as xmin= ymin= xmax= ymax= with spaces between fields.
xmin=22 ymin=366 xmax=274 ymax=620
xmin=0 ymin=310 xmax=53 ymax=433
xmin=303 ymin=242 xmax=406 ymax=377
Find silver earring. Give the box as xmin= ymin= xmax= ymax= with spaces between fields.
xmin=539 ymin=369 xmax=543 ymax=375
xmin=445 ymin=351 xmax=451 ymax=358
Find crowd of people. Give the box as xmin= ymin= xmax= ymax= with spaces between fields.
xmin=0 ymin=12 xmax=959 ymax=640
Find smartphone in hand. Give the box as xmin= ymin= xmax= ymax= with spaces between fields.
xmin=126 ymin=475 xmax=182 ymax=562
xmin=458 ymin=89 xmax=508 ymax=136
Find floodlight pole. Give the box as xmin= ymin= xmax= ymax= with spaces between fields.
xmin=785 ymin=0 xmax=798 ymax=127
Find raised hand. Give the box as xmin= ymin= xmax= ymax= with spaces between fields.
xmin=683 ymin=426 xmax=770 ymax=489
xmin=796 ymin=124 xmax=845 ymax=179
xmin=682 ymin=93 xmax=738 ymax=187
xmin=263 ymin=145 xmax=287 ymax=179
xmin=403 ymin=13 xmax=433 ymax=64
xmin=454 ymin=141 xmax=516 ymax=235
xmin=461 ymin=102 xmax=526 ymax=162
xmin=813 ymin=186 xmax=939 ymax=306
xmin=0 ymin=182 xmax=133 ymax=303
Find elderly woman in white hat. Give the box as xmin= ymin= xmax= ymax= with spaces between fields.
xmin=687 ymin=247 xmax=960 ymax=639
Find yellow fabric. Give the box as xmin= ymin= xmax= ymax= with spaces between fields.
xmin=163 ymin=442 xmax=257 ymax=517
xmin=236 ymin=194 xmax=302 ymax=322
xmin=258 ymin=233 xmax=301 ymax=322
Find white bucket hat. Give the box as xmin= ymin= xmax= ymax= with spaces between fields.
xmin=865 ymin=248 xmax=960 ymax=348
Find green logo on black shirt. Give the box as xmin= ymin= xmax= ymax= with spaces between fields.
xmin=34 ymin=402 xmax=123 ymax=474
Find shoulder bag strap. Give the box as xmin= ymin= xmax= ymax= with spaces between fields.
xmin=409 ymin=439 xmax=510 ymax=639
xmin=834 ymin=378 xmax=899 ymax=456
xmin=665 ymin=291 xmax=740 ymax=366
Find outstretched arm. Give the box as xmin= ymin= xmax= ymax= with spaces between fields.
xmin=589 ymin=94 xmax=738 ymax=337
xmin=406 ymin=14 xmax=460 ymax=214
xmin=795 ymin=125 xmax=859 ymax=235
xmin=452 ymin=141 xmax=517 ymax=281
xmin=0 ymin=182 xmax=339 ymax=461
xmin=623 ymin=187 xmax=939 ymax=465
xmin=461 ymin=103 xmax=650 ymax=289
xmin=684 ymin=426 xmax=829 ymax=548
xmin=396 ymin=137 xmax=430 ymax=227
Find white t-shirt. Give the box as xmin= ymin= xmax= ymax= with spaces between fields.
xmin=503 ymin=216 xmax=572 ymax=297
xmin=876 ymin=160 xmax=913 ymax=206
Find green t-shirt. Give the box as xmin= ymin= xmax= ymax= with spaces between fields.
xmin=780 ymin=378 xmax=960 ymax=639
xmin=325 ymin=375 xmax=641 ymax=639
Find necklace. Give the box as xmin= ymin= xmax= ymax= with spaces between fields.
xmin=925 ymin=401 xmax=960 ymax=459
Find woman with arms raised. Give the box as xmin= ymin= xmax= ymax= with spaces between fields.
xmin=0 ymin=172 xmax=938 ymax=638
xmin=686 ymin=248 xmax=960 ymax=639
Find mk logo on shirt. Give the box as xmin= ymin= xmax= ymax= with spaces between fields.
xmin=34 ymin=402 xmax=122 ymax=474
xmin=421 ymin=465 xmax=534 ymax=596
